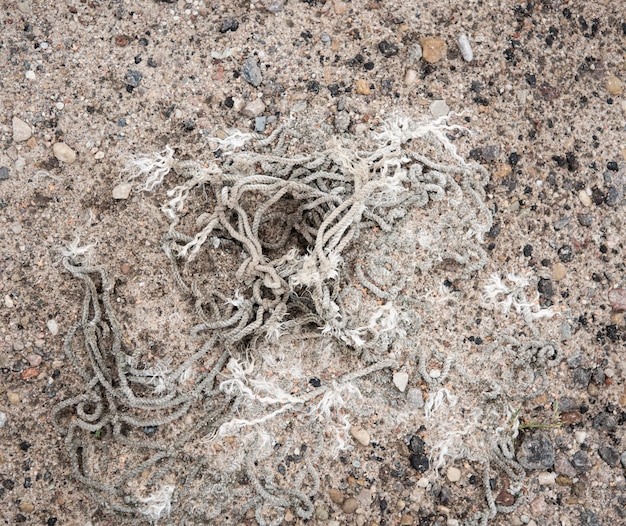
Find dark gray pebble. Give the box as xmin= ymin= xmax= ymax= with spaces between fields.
xmin=605 ymin=186 xmax=620 ymax=206
xmin=409 ymin=452 xmax=429 ymax=473
xmin=598 ymin=446 xmax=620 ymax=467
xmin=220 ymin=18 xmax=239 ymax=33
xmin=571 ymin=368 xmax=592 ymax=388
xmin=242 ymin=57 xmax=263 ymax=87
xmin=592 ymin=412 xmax=617 ymax=432
xmin=537 ymin=278 xmax=554 ymax=298
xmin=621 ymin=451 xmax=626 ymax=468
xmin=125 ymin=69 xmax=143 ymax=88
xmin=378 ymin=40 xmax=399 ymax=58
xmin=577 ymin=213 xmax=593 ymax=227
xmin=571 ymin=450 xmax=592 ymax=473
xmin=143 ymin=425 xmax=158 ymax=436
xmin=580 ymin=509 xmax=602 ymax=526
xmin=517 ymin=432 xmax=555 ymax=471
xmin=567 ymin=353 xmax=583 ymax=369
xmin=0 ymin=166 xmax=9 ymax=181
xmin=556 ymin=397 xmax=579 ymax=412
xmin=409 ymin=435 xmax=426 ymax=454
xmin=482 ymin=145 xmax=500 ymax=162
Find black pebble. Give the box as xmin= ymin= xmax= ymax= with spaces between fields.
xmin=408 ymin=435 xmax=425 ymax=454
xmin=537 ymin=278 xmax=554 ymax=298
xmin=309 ymin=377 xmax=321 ymax=387
xmin=557 ymin=245 xmax=573 ymax=263
xmin=0 ymin=166 xmax=9 ymax=181
xmin=409 ymin=452 xmax=429 ymax=473
xmin=606 ymin=161 xmax=618 ymax=171
xmin=2 ymin=479 xmax=15 ymax=490
xmin=220 ymin=18 xmax=239 ymax=33
xmin=598 ymin=446 xmax=620 ymax=467
xmin=143 ymin=426 xmax=158 ymax=436
xmin=378 ymin=40 xmax=399 ymax=58
xmin=523 ymin=244 xmax=533 ymax=257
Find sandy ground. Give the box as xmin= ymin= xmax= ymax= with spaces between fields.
xmin=1 ymin=0 xmax=625 ymax=525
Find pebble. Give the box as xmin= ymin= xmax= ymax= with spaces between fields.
xmin=242 ymin=57 xmax=263 ymax=87
xmin=554 ymin=456 xmax=578 ymax=478
xmin=517 ymin=432 xmax=555 ymax=471
xmin=393 ymin=371 xmax=409 ymax=392
xmin=125 ymin=69 xmax=143 ymax=88
xmin=27 ymin=354 xmax=42 ymax=367
xmin=606 ymin=75 xmax=623 ymax=95
xmin=19 ymin=502 xmax=34 ymax=513
xmin=598 ymin=446 xmax=620 ymax=467
xmin=571 ymin=368 xmax=591 ymax=388
xmin=608 ymin=288 xmax=626 ymax=312
xmin=0 ymin=411 xmax=6 ymax=428
xmin=537 ymin=472 xmax=556 ymax=485
xmin=621 ymin=451 xmax=626 ymax=468
xmin=571 ymin=450 xmax=592 ymax=473
xmin=4 ymin=295 xmax=14 ymax=308
xmin=429 ymin=100 xmax=449 ymax=118
xmin=420 ymin=37 xmax=447 ymax=63
xmin=577 ymin=213 xmax=593 ymax=227
xmin=0 ymin=166 xmax=9 ymax=181
xmin=220 ymin=17 xmax=239 ymax=33
xmin=446 ymin=466 xmax=461 ymax=482
xmin=12 ymin=117 xmax=32 ymax=142
xmin=342 ymin=497 xmax=359 ymax=514
xmin=315 ymin=506 xmax=329 ymax=520
xmin=13 ymin=340 xmax=25 ymax=351
xmin=552 ymin=263 xmax=566 ymax=281
xmin=407 ymin=387 xmax=424 ymax=408
xmin=333 ymin=0 xmax=347 ymax=14
xmin=404 ymin=69 xmax=418 ymax=86
xmin=254 ymin=116 xmax=267 ymax=132
xmin=53 ymin=143 xmax=77 ymax=164
xmin=592 ymin=412 xmax=617 ymax=431
xmin=15 ymin=157 xmax=26 ymax=173
xmin=553 ymin=216 xmax=570 ymax=230
xmin=112 ymin=182 xmax=132 ymax=200
xmin=7 ymin=392 xmax=21 ymax=405
xmin=456 ymin=34 xmax=473 ymax=62
xmin=530 ymin=496 xmax=546 ymax=516
xmin=578 ymin=190 xmax=592 ymax=207
xmin=329 ymin=488 xmax=344 ymax=504
xmin=121 ymin=263 xmax=131 ymax=275
xmin=350 ymin=426 xmax=370 ymax=446
xmin=580 ymin=510 xmax=601 ymax=526
xmin=355 ymin=79 xmax=370 ymax=95
xmin=47 ymin=319 xmax=59 ymax=336
xmin=25 ymin=70 xmax=36 ymax=80
xmin=241 ymin=99 xmax=265 ymax=118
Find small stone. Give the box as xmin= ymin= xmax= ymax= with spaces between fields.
xmin=120 ymin=263 xmax=131 ymax=275
xmin=27 ymin=354 xmax=42 ymax=367
xmin=592 ymin=412 xmax=617 ymax=431
xmin=241 ymin=99 xmax=266 ymax=118
xmin=315 ymin=506 xmax=329 ymax=520
xmin=457 ymin=34 xmax=473 ymax=62
xmin=552 ymin=263 xmax=566 ymax=281
xmin=537 ymin=472 xmax=556 ymax=485
xmin=19 ymin=502 xmax=34 ymax=514
xmin=608 ymin=288 xmax=626 ymax=312
xmin=0 ymin=166 xmax=9 ymax=181
xmin=495 ymin=491 xmax=515 ymax=506
xmin=420 ymin=37 xmax=447 ymax=63
xmin=598 ymin=446 xmax=620 ymax=467
xmin=621 ymin=451 xmax=626 ymax=468
xmin=125 ymin=69 xmax=143 ymax=88
xmin=409 ymin=452 xmax=429 ymax=473
xmin=530 ymin=496 xmax=546 ymax=517
xmin=554 ymin=216 xmax=570 ymax=230
xmin=53 ymin=143 xmax=77 ymax=164
xmin=446 ymin=466 xmax=461 ymax=482
xmin=12 ymin=117 xmax=32 ymax=142
xmin=328 ymin=488 xmax=344 ymax=504
xmin=112 ymin=183 xmax=132 ymax=200
xmin=557 ymin=245 xmax=573 ymax=263
xmin=261 ymin=0 xmax=283 ymax=13
xmin=577 ymin=213 xmax=593 ymax=227
xmin=355 ymin=79 xmax=371 ymax=95
xmin=580 ymin=510 xmax=601 ymax=526
xmin=7 ymin=392 xmax=21 ymax=405
xmin=15 ymin=157 xmax=26 ymax=173
xmin=0 ymin=412 xmax=6 ymax=428
xmin=571 ymin=451 xmax=592 ymax=473
xmin=578 ymin=190 xmax=592 ymax=207
xmin=25 ymin=70 xmax=36 ymax=80
xmin=605 ymin=186 xmax=620 ymax=206
xmin=574 ymin=431 xmax=587 ymax=444
xmin=254 ymin=116 xmax=267 ymax=132
xmin=429 ymin=100 xmax=449 ymax=118
xmin=606 ymin=75 xmax=623 ymax=95
xmin=482 ymin=145 xmax=500 ymax=162
xmin=400 ymin=515 xmax=414 ymax=525
xmin=284 ymin=509 xmax=294 ymax=522
xmin=220 ymin=17 xmax=239 ymax=33
xmin=393 ymin=371 xmax=409 ymax=392
xmin=242 ymin=57 xmax=263 ymax=88
xmin=333 ymin=0 xmax=347 ymax=14
xmin=13 ymin=340 xmax=24 ymax=351
xmin=587 ymin=383 xmax=599 ymax=398
xmin=517 ymin=432 xmax=555 ymax=471
xmin=342 ymin=497 xmax=359 ymax=514
xmin=404 ymin=69 xmax=418 ymax=86
xmin=378 ymin=40 xmax=399 ymax=58
xmin=572 ymin=368 xmax=591 ymax=388
xmin=4 ymin=295 xmax=14 ymax=308
xmin=350 ymin=426 xmax=370 ymax=446
xmin=46 ymin=319 xmax=59 ymax=336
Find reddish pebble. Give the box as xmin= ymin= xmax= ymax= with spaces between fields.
xmin=21 ymin=368 xmax=39 ymax=380
xmin=495 ymin=491 xmax=515 ymax=506
xmin=608 ymin=288 xmax=626 ymax=312
xmin=121 ymin=263 xmax=131 ymax=275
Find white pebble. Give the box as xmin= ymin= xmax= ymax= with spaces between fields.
xmin=574 ymin=430 xmax=587 ymax=444
xmin=429 ymin=100 xmax=449 ymax=119
xmin=0 ymin=411 xmax=7 ymax=429
xmin=429 ymin=368 xmax=441 ymax=378
xmin=350 ymin=426 xmax=370 ymax=446
xmin=25 ymin=70 xmax=36 ymax=80
xmin=578 ymin=189 xmax=592 ymax=207
xmin=53 ymin=142 xmax=77 ymax=163
xmin=4 ymin=295 xmax=14 ymax=308
xmin=404 ymin=69 xmax=418 ymax=86
xmin=457 ymin=34 xmax=473 ymax=62
xmin=12 ymin=117 xmax=32 ymax=142
xmin=56 ymin=102 xmax=65 ymax=110
xmin=47 ymin=319 xmax=59 ymax=336
xmin=393 ymin=371 xmax=409 ymax=392
xmin=537 ymin=472 xmax=556 ymax=485
xmin=112 ymin=183 xmax=132 ymax=200
xmin=446 ymin=466 xmax=461 ymax=482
